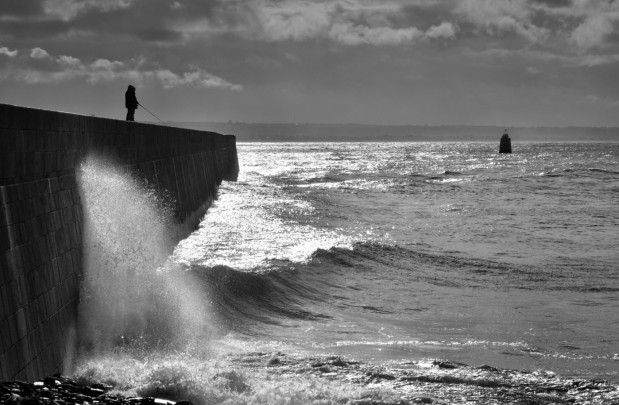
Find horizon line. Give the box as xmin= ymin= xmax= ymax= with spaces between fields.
xmin=172 ymin=121 xmax=619 ymax=129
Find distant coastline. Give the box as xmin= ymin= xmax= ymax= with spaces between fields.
xmin=173 ymin=122 xmax=619 ymax=142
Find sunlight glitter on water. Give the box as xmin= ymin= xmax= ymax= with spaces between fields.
xmin=172 ymin=181 xmax=356 ymax=271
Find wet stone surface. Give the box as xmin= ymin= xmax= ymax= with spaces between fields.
xmin=0 ymin=376 xmax=182 ymax=405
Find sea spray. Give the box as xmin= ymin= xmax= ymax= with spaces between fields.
xmin=76 ymin=155 xmax=216 ymax=358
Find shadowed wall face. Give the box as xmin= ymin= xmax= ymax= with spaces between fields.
xmin=0 ymin=103 xmax=239 ymax=381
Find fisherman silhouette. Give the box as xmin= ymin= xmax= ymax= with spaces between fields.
xmin=125 ymin=85 xmax=138 ymax=121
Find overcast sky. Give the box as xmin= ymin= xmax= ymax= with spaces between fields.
xmin=1 ymin=0 xmax=619 ymax=126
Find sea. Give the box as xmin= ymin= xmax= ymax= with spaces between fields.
xmin=74 ymin=142 xmax=619 ymax=404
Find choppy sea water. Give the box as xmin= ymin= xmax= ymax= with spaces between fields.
xmin=75 ymin=142 xmax=619 ymax=404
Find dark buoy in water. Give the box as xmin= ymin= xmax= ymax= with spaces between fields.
xmin=499 ymin=129 xmax=512 ymax=153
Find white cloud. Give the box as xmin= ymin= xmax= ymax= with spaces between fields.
xmin=526 ymin=66 xmax=540 ymax=75
xmin=456 ymin=0 xmax=548 ymax=42
xmin=329 ymin=22 xmax=423 ymax=46
xmin=256 ymin=1 xmax=332 ymax=41
xmin=30 ymin=47 xmax=50 ymax=59
xmin=246 ymin=0 xmax=428 ymax=46
xmin=43 ymin=0 xmax=132 ymax=20
xmin=155 ymin=68 xmax=243 ymax=91
xmin=576 ymin=54 xmax=619 ymax=67
xmin=425 ymin=22 xmax=456 ymax=40
xmin=0 ymin=46 xmax=18 ymax=57
xmin=526 ymin=0 xmax=619 ymax=49
xmin=2 ymin=49 xmax=243 ymax=90
xmin=571 ymin=9 xmax=619 ymax=49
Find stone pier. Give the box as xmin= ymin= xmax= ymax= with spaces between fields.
xmin=0 ymin=103 xmax=239 ymax=381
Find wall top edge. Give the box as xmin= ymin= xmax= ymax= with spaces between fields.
xmin=0 ymin=103 xmax=235 ymax=140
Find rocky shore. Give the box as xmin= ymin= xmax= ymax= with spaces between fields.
xmin=0 ymin=376 xmax=185 ymax=405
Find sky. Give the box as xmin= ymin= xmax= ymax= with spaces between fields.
xmin=1 ymin=0 xmax=619 ymax=126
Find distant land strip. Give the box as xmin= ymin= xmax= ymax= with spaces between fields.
xmin=172 ymin=122 xmax=619 ymax=143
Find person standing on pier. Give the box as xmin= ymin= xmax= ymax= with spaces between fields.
xmin=125 ymin=85 xmax=138 ymax=121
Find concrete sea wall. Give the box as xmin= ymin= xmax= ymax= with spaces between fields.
xmin=0 ymin=103 xmax=239 ymax=381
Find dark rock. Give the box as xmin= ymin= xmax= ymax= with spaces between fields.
xmin=366 ymin=372 xmax=396 ymax=381
xmin=6 ymin=393 xmax=23 ymax=405
xmin=213 ymin=371 xmax=250 ymax=393
xmin=43 ymin=378 xmax=60 ymax=387
xmin=267 ymin=356 xmax=281 ymax=366
xmin=60 ymin=383 xmax=82 ymax=394
xmin=21 ymin=397 xmax=44 ymax=405
xmin=477 ymin=364 xmax=501 ymax=372
xmin=82 ymin=387 xmax=105 ymax=397
xmin=90 ymin=383 xmax=112 ymax=391
xmin=38 ymin=389 xmax=52 ymax=399
xmin=175 ymin=401 xmax=194 ymax=405
xmin=433 ymin=360 xmax=466 ymax=369
xmin=330 ymin=357 xmax=348 ymax=367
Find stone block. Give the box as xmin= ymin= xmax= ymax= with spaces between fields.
xmin=0 ymin=224 xmax=10 ymax=253
xmin=16 ymin=308 xmax=27 ymax=339
xmin=7 ymin=314 xmax=18 ymax=344
xmin=0 ymin=153 xmax=17 ymax=180
xmin=0 ymin=296 xmax=9 ymax=327
xmin=43 ymin=151 xmax=56 ymax=173
xmin=48 ymin=177 xmax=60 ymax=193
xmin=6 ymin=184 xmax=19 ymax=203
xmin=0 ymin=352 xmax=8 ymax=381
xmin=0 ymin=113 xmax=20 ymax=144
xmin=19 ymin=243 xmax=33 ymax=272
xmin=2 ymin=252 xmax=12 ymax=285
xmin=24 ymin=359 xmax=38 ymax=382
xmin=37 ymin=236 xmax=50 ymax=264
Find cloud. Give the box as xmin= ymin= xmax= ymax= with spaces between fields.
xmin=254 ymin=1 xmax=332 ymax=42
xmin=526 ymin=66 xmax=541 ymax=75
xmin=155 ymin=68 xmax=243 ymax=90
xmin=3 ymin=0 xmax=619 ymax=78
xmin=425 ymin=21 xmax=457 ymax=40
xmin=528 ymin=0 xmax=619 ymax=49
xmin=30 ymin=47 xmax=50 ymax=59
xmin=571 ymin=6 xmax=619 ymax=49
xmin=42 ymin=0 xmax=132 ymax=20
xmin=456 ymin=0 xmax=548 ymax=42
xmin=329 ymin=22 xmax=423 ymax=46
xmin=576 ymin=54 xmax=619 ymax=67
xmin=0 ymin=46 xmax=18 ymax=57
xmin=243 ymin=1 xmax=460 ymax=46
xmin=1 ymin=47 xmax=243 ymax=90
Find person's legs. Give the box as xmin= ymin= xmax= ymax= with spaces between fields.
xmin=126 ymin=108 xmax=135 ymax=121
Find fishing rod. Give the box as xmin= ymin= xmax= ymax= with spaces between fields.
xmin=138 ymin=102 xmax=167 ymax=125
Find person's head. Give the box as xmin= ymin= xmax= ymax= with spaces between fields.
xmin=127 ymin=85 xmax=135 ymax=92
